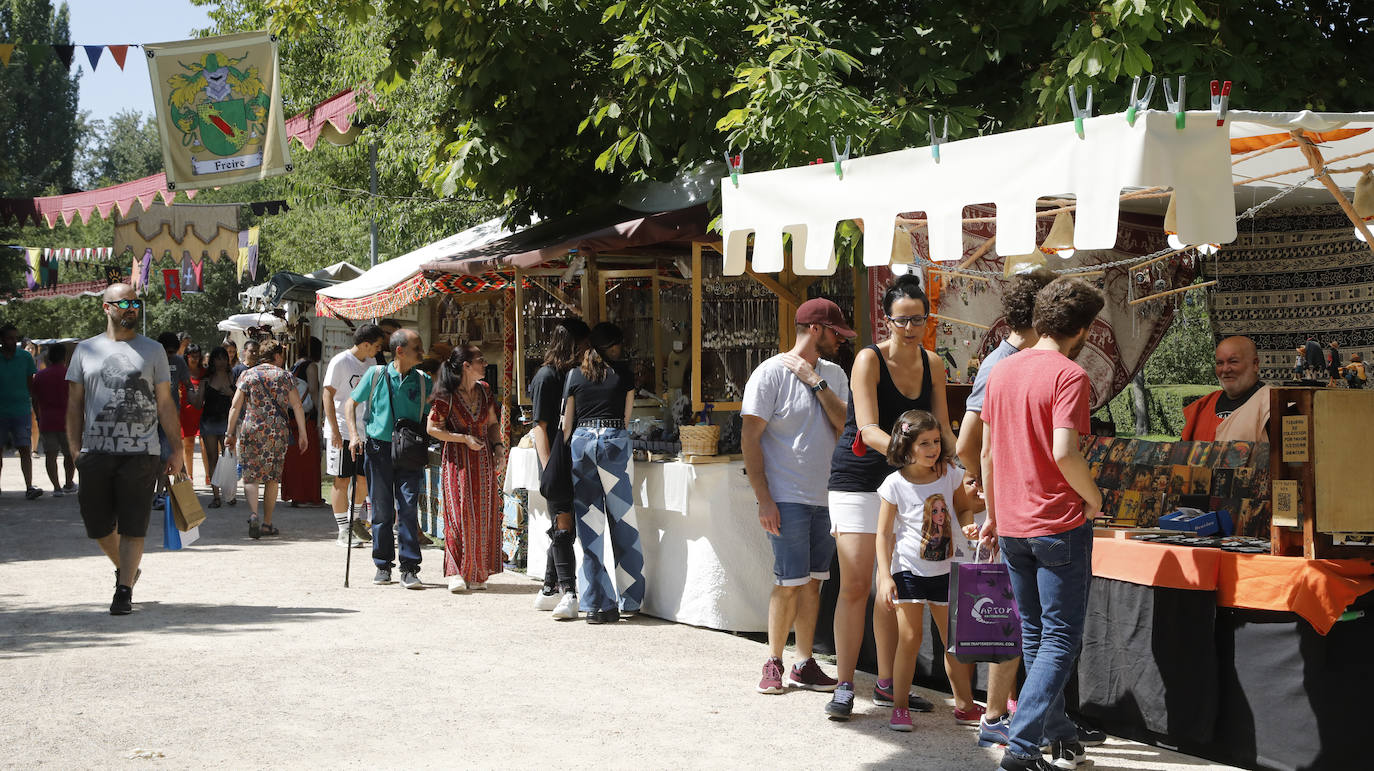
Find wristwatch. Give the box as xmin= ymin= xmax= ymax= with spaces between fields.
xmin=810 ymin=379 xmax=829 ymax=394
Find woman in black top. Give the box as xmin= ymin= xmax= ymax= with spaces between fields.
xmin=529 ymin=318 xmax=590 ymax=617
xmin=561 ymin=322 xmax=642 ymax=625
xmin=824 ymin=274 xmax=958 ymax=717
xmin=197 ymin=346 xmax=236 ymax=508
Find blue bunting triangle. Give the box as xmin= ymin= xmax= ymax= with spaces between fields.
xmin=83 ymin=44 xmax=103 ymax=70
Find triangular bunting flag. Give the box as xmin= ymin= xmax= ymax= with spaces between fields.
xmin=0 ymin=44 xmax=14 ymax=66
xmin=107 ymin=44 xmax=128 ymax=70
xmin=83 ymin=45 xmax=103 ymax=70
xmin=25 ymin=44 xmax=49 ymax=63
xmin=52 ymin=44 xmax=75 ymax=68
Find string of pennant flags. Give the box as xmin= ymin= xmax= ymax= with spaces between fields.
xmin=0 ymin=43 xmax=137 ymax=70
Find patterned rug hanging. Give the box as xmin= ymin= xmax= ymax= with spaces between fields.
xmin=431 ymin=272 xmax=523 ymax=295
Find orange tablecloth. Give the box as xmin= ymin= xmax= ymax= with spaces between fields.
xmin=1092 ymin=537 xmax=1374 ymax=634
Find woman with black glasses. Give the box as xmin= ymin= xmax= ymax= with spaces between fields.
xmin=823 ymin=273 xmax=958 ymax=721
xmin=562 ymin=322 xmax=642 ymax=624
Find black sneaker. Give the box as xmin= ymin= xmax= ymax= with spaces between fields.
xmin=1075 ymin=722 xmax=1106 ymax=746
xmin=374 ymin=568 xmax=394 ymax=585
xmin=110 ymin=585 xmax=133 ymax=615
xmin=825 ymin=682 xmax=855 ymax=720
xmin=400 ymin=570 xmax=423 ymax=589
xmin=999 ymin=752 xmax=1056 ymax=771
xmin=1050 ymin=739 xmax=1087 ymax=769
xmin=873 ymin=681 xmax=935 ymax=712
xmin=25 ymin=487 xmax=43 ymax=500
xmin=586 ymin=608 xmax=620 ymax=624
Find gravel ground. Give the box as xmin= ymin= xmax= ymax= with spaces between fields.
xmin=0 ymin=451 xmax=1237 ymax=770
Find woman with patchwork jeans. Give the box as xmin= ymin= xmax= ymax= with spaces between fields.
xmin=561 ymin=323 xmax=643 ymax=625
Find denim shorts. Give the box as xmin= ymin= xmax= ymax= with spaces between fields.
xmin=892 ymin=570 xmax=951 ymax=605
xmin=767 ymin=502 xmax=835 ymax=587
xmin=0 ymin=414 xmax=32 ymax=451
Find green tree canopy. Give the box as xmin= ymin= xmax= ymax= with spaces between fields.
xmin=267 ymin=0 xmax=1373 ymax=222
xmin=0 ymin=0 xmax=80 ymax=197
xmin=76 ymin=109 xmax=163 ymax=189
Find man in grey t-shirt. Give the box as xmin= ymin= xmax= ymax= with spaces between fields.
xmin=742 ymin=298 xmax=852 ymax=695
xmin=67 ymin=284 xmax=183 ymax=616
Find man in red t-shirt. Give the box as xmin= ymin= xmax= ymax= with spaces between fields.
xmin=31 ymin=343 xmax=76 ymax=496
xmin=980 ymin=277 xmax=1104 ymax=771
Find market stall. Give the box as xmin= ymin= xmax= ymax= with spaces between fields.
xmin=718 ymin=106 xmax=1374 ymax=771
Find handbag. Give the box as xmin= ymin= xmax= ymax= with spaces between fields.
xmin=386 ymin=370 xmax=431 ymax=471
xmin=167 ymin=473 xmax=207 ymax=531
xmin=538 ymin=417 xmax=574 ymax=510
xmin=211 ymin=449 xmax=241 ymax=491
xmin=946 ymin=542 xmax=1022 ymax=663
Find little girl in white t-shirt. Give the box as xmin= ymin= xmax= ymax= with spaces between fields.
xmin=875 ymin=409 xmax=985 ymax=733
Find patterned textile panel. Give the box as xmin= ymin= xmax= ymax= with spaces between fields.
xmin=1210 ymin=205 xmax=1374 ymax=382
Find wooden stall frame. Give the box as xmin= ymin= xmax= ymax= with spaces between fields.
xmin=599 ymin=268 xmax=688 ymax=405
xmin=513 ymin=265 xmax=588 ymax=406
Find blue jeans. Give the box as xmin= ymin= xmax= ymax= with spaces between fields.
xmin=767 ymin=502 xmax=834 ymax=586
xmin=570 ymin=426 xmax=644 ymax=613
xmin=365 ymin=438 xmax=424 ymax=573
xmin=999 ymin=520 xmax=1094 ymax=758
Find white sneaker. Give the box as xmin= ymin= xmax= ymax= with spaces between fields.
xmin=335 ymin=529 xmax=351 ymax=547
xmin=53 ymin=488 xmax=65 ymax=498
xmin=448 ymin=576 xmax=467 ymax=593
xmin=533 ymin=589 xmax=561 ymax=611
xmin=552 ymin=592 xmax=579 ymax=620
xmin=469 ymin=581 xmax=487 ymax=591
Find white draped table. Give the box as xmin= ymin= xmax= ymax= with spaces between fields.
xmin=505 ymin=447 xmax=774 ymax=632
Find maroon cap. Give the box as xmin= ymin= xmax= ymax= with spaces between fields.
xmin=795 ymin=298 xmax=857 ymax=339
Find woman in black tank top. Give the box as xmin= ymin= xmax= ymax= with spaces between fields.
xmin=824 ymin=275 xmax=958 ymax=714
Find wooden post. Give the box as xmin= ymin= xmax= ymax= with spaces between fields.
xmin=1291 ymin=131 xmax=1374 ymax=254
xmin=691 ymin=242 xmax=704 ymax=411
xmin=514 ymin=266 xmax=528 ymax=405
xmin=581 ymin=252 xmax=599 ymax=322
xmin=652 ymin=275 xmax=664 ymax=396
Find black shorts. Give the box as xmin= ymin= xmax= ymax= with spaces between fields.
xmin=892 ymin=570 xmax=951 ymax=606
xmin=326 ymin=439 xmax=364 ymax=478
xmin=76 ymin=453 xmax=161 ymax=539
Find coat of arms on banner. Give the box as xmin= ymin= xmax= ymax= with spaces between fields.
xmin=146 ymin=31 xmax=292 ymax=189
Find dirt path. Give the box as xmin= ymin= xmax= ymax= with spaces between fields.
xmin=0 ymin=454 xmax=1236 ymax=769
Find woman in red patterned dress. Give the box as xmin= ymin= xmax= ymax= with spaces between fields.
xmin=427 ymin=344 xmax=505 ymax=592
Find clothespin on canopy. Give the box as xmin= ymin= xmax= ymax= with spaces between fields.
xmin=1163 ymin=76 xmax=1187 ymax=130
xmin=1211 ymin=80 xmax=1232 ymax=126
xmin=829 ymin=136 xmax=851 ymax=180
xmin=724 ymin=152 xmax=744 ymax=187
xmin=1126 ymin=75 xmax=1156 ymax=126
xmin=1069 ymin=85 xmax=1093 ymax=138
xmin=929 ymin=115 xmax=949 ymax=163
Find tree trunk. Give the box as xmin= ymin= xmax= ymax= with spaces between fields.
xmin=1131 ymin=371 xmax=1150 ymax=436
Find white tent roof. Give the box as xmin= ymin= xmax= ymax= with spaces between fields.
xmin=317 ymin=217 xmax=518 ymax=301
xmin=719 ymin=109 xmax=1374 ymax=274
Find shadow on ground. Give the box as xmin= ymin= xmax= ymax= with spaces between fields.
xmin=0 ymin=600 xmax=356 ymax=659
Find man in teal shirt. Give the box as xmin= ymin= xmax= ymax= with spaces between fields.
xmin=0 ymin=324 xmax=41 ymax=499
xmin=343 ymin=328 xmax=432 ymax=589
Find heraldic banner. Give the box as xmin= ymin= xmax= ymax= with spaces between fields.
xmin=145 ymin=31 xmax=292 ymax=189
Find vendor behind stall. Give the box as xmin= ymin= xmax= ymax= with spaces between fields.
xmin=1181 ymin=336 xmax=1271 ymax=442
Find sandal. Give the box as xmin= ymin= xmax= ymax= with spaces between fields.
xmin=248 ymin=516 xmax=261 ymax=540
xmin=227 ymin=498 xmax=237 ymax=506
xmin=260 ymin=523 xmax=280 ymax=537
xmin=209 ymin=496 xmax=222 ymax=509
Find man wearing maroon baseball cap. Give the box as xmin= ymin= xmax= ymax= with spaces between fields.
xmin=740 ymin=294 xmax=854 ymax=695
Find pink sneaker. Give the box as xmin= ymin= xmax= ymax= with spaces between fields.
xmin=1007 ymin=698 xmax=1018 ymax=715
xmin=757 ymin=657 xmax=784 ymax=694
xmin=889 ymin=707 xmax=914 ymax=732
xmin=954 ymin=703 xmax=987 ymax=726
xmin=788 ymin=657 xmax=838 ymax=692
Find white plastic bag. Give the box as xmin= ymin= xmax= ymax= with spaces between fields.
xmin=211 ymin=449 xmax=241 ymax=491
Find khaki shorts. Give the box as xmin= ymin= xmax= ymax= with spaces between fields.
xmin=40 ymin=431 xmax=70 ymax=456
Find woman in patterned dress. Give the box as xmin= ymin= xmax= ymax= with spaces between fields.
xmin=426 ymin=344 xmax=504 ymax=592
xmin=226 ymin=338 xmax=308 ymax=539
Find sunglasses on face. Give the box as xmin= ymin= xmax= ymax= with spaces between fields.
xmin=106 ymin=299 xmax=144 ymax=310
xmin=886 ymin=315 xmax=927 ymax=328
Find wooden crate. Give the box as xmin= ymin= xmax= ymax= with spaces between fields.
xmin=1268 ymin=387 xmax=1374 ymax=558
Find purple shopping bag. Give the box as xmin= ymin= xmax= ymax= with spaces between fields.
xmin=947 ymin=544 xmax=1022 ymax=663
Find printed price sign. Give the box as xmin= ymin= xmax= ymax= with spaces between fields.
xmin=1281 ymin=415 xmax=1309 ymax=463
xmin=1272 ymin=479 xmax=1300 ymax=527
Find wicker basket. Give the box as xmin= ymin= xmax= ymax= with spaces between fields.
xmin=679 ymin=424 xmax=720 ymax=456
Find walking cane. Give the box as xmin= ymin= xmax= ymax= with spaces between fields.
xmin=344 ymin=472 xmax=356 ymax=587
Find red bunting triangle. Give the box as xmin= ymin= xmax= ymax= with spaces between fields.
xmin=83 ymin=45 xmax=103 ymax=70
xmin=107 ymin=44 xmax=128 ymax=70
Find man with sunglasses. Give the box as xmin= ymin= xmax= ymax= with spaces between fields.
xmin=0 ymin=323 xmax=41 ymax=499
xmin=66 ymin=284 xmax=185 ymax=615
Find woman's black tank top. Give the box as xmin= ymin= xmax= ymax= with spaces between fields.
xmin=828 ymin=344 xmax=933 ymax=492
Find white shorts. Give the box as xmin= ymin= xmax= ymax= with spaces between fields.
xmin=828 ymin=491 xmax=881 ymax=535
